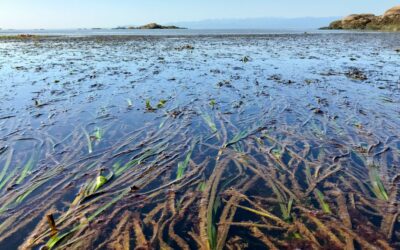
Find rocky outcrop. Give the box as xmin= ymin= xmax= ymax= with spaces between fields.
xmin=322 ymin=5 xmax=400 ymax=31
xmin=117 ymin=23 xmax=184 ymax=30
xmin=384 ymin=5 xmax=400 ymax=17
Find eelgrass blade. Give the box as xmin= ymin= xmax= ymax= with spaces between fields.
xmin=201 ymin=113 xmax=217 ymax=134
xmin=93 ymin=127 xmax=103 ymax=141
xmin=235 ymin=203 xmax=282 ymax=222
xmin=368 ymin=167 xmax=389 ymax=201
xmin=176 ymin=140 xmax=197 ymax=179
xmin=207 ymin=197 xmax=221 ymax=250
xmin=83 ymin=128 xmax=93 ymax=154
xmin=16 ymin=155 xmax=35 ymax=185
xmin=94 ymin=170 xmax=113 ymax=192
xmin=88 ymin=188 xmax=130 ymax=221
xmin=16 ymin=181 xmax=45 ymax=204
xmin=0 ymin=149 xmax=13 ymax=185
xmin=157 ymin=99 xmax=167 ymax=109
xmin=0 ymin=167 xmax=17 ymax=192
xmin=224 ymin=130 xmax=249 ymax=148
xmin=315 ymin=189 xmax=332 ymax=214
xmin=46 ymin=229 xmax=78 ymax=250
xmin=114 ymin=142 xmax=168 ymax=176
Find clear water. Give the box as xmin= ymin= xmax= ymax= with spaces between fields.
xmin=0 ymin=32 xmax=399 ymax=249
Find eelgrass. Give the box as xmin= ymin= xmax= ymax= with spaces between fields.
xmin=1 ymin=98 xmax=398 ymax=250
xmin=315 ymin=189 xmax=332 ymax=214
xmin=0 ymin=149 xmax=13 ymax=189
xmin=201 ymin=113 xmax=217 ymax=133
xmin=176 ymin=139 xmax=197 ymax=179
xmin=368 ymin=166 xmax=389 ymax=201
xmin=83 ymin=128 xmax=93 ymax=154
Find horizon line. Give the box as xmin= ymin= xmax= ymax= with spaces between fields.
xmin=0 ymin=16 xmax=341 ymax=30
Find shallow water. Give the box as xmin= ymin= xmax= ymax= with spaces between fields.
xmin=0 ymin=33 xmax=399 ymax=249
xmin=0 ymin=29 xmax=351 ymax=37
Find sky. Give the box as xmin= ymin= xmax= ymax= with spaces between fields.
xmin=0 ymin=0 xmax=399 ymax=29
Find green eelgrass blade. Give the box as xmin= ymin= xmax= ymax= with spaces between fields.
xmin=16 ymin=155 xmax=35 ymax=184
xmin=224 ymin=130 xmax=249 ymax=148
xmin=207 ymin=197 xmax=221 ymax=250
xmin=287 ymin=198 xmax=294 ymax=217
xmin=280 ymin=197 xmax=294 ymax=221
xmin=176 ymin=140 xmax=197 ymax=179
xmin=201 ymin=113 xmax=217 ymax=133
xmin=145 ymin=99 xmax=154 ymax=111
xmin=236 ymin=203 xmax=282 ymax=221
xmin=115 ymin=159 xmax=138 ymax=177
xmin=93 ymin=127 xmax=103 ymax=141
xmin=232 ymin=143 xmax=244 ymax=153
xmin=114 ymin=143 xmax=168 ymax=176
xmin=0 ymin=167 xmax=17 ymax=192
xmin=176 ymin=162 xmax=186 ymax=180
xmin=176 ymin=152 xmax=190 ymax=179
xmin=305 ymin=164 xmax=312 ymax=185
xmin=159 ymin=117 xmax=168 ymax=129
xmin=197 ymin=181 xmax=206 ymax=192
xmin=157 ymin=99 xmax=167 ymax=109
xmin=47 ymin=232 xmax=72 ymax=249
xmin=16 ymin=181 xmax=46 ymax=204
xmin=0 ymin=149 xmax=13 ymax=184
xmin=271 ymin=148 xmax=283 ymax=159
xmin=88 ymin=188 xmax=130 ymax=221
xmin=55 ymin=188 xmax=130 ymax=248
xmin=46 ymin=224 xmax=84 ymax=250
xmin=270 ymin=180 xmax=293 ymax=220
xmin=94 ymin=171 xmax=113 ymax=192
xmin=315 ymin=189 xmax=332 ymax=214
xmin=83 ymin=128 xmax=93 ymax=154
xmin=368 ymin=167 xmax=389 ymax=201
xmin=79 ymin=170 xmax=114 ymax=199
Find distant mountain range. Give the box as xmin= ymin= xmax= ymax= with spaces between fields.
xmin=167 ymin=17 xmax=340 ymax=30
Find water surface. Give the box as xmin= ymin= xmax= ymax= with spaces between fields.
xmin=0 ymin=33 xmax=399 ymax=249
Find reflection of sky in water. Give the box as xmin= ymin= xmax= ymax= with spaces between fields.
xmin=0 ymin=33 xmax=399 ymax=248
xmin=1 ymin=34 xmax=399 ymax=135
xmin=0 ymin=35 xmax=399 ymax=152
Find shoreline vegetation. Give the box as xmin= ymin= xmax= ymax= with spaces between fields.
xmin=321 ymin=5 xmax=400 ymax=31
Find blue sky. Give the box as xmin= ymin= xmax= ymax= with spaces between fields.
xmin=0 ymin=0 xmax=398 ymax=29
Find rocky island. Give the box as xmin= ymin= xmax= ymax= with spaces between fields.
xmin=115 ymin=23 xmax=185 ymax=30
xmin=323 ymin=5 xmax=400 ymax=31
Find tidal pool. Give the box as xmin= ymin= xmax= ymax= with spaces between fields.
xmin=0 ymin=33 xmax=399 ymax=249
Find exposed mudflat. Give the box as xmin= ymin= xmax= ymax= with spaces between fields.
xmin=0 ymin=33 xmax=399 ymax=249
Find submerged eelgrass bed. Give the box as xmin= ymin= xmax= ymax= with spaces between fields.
xmin=0 ymin=106 xmax=399 ymax=250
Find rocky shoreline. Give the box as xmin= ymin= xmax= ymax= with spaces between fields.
xmin=322 ymin=5 xmax=400 ymax=31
